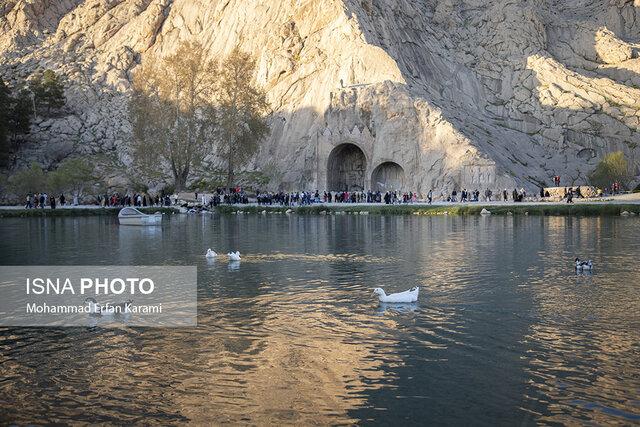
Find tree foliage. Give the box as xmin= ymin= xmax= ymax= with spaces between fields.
xmin=130 ymin=41 xmax=218 ymax=191
xmin=47 ymin=157 xmax=96 ymax=196
xmin=588 ymin=151 xmax=631 ymax=189
xmin=29 ymin=69 xmax=65 ymax=116
xmin=129 ymin=43 xmax=271 ymax=191
xmin=1 ymin=78 xmax=32 ymax=167
xmin=0 ymin=78 xmax=9 ymax=166
xmin=8 ymin=162 xmax=46 ymax=194
xmin=8 ymin=89 xmax=32 ymax=136
xmin=218 ymin=47 xmax=270 ymax=190
xmin=7 ymin=157 xmax=97 ymax=197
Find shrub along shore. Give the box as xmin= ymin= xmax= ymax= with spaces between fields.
xmin=1 ymin=203 xmax=640 ymax=218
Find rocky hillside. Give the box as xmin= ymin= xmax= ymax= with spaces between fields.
xmin=1 ymin=0 xmax=639 ymax=192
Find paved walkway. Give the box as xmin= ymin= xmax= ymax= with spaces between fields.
xmin=3 ymin=193 xmax=639 ymax=210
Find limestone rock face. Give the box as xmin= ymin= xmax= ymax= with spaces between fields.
xmin=1 ymin=0 xmax=639 ymax=192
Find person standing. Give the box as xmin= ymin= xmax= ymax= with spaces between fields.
xmin=50 ymin=195 xmax=56 ymax=210
xmin=427 ymin=189 xmax=433 ymax=204
xmin=567 ymin=189 xmax=574 ymax=203
xmin=39 ymin=193 xmax=45 ymax=209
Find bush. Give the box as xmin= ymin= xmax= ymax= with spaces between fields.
xmin=162 ymin=184 xmax=176 ymax=195
xmin=188 ymin=177 xmax=224 ymax=192
xmin=588 ymin=151 xmax=630 ymax=189
xmin=7 ymin=158 xmax=98 ymax=199
xmin=8 ymin=162 xmax=46 ymax=194
xmin=47 ymin=157 xmax=96 ymax=196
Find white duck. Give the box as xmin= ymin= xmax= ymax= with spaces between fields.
xmin=206 ymin=248 xmax=217 ymax=258
xmin=85 ymin=297 xmax=102 ymax=315
xmin=575 ymin=258 xmax=593 ymax=271
xmin=373 ymin=287 xmax=419 ymax=303
xmin=228 ymin=251 xmax=241 ymax=261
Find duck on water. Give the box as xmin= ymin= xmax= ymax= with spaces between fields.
xmin=373 ymin=287 xmax=419 ymax=303
xmin=575 ymin=258 xmax=593 ymax=271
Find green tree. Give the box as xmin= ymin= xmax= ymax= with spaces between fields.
xmin=0 ymin=79 xmax=32 ymax=167
xmin=129 ymin=41 xmax=218 ymax=190
xmin=589 ymin=151 xmax=631 ymax=189
xmin=8 ymin=162 xmax=46 ymax=195
xmin=29 ymin=69 xmax=65 ymax=116
xmin=0 ymin=173 xmax=7 ymax=197
xmin=218 ymin=47 xmax=270 ymax=190
xmin=0 ymin=78 xmax=10 ymax=166
xmin=47 ymin=157 xmax=96 ymax=197
xmin=8 ymin=89 xmax=32 ymax=137
xmin=28 ymin=72 xmax=44 ymax=116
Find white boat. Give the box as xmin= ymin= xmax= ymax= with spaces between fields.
xmin=118 ymin=207 xmax=162 ymax=226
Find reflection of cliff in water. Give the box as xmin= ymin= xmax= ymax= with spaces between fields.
xmin=0 ymin=215 xmax=639 ymax=424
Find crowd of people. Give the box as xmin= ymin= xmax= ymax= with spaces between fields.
xmin=197 ymin=188 xmax=248 ymax=207
xmin=606 ymin=181 xmax=623 ymax=195
xmin=20 ymin=177 xmax=629 ymax=210
xmin=194 ymin=187 xmax=537 ymax=207
xmin=430 ymin=188 xmax=532 ymax=203
xmin=23 ymin=191 xmax=174 ymax=209
xmin=24 ymin=192 xmax=73 ymax=209
xmin=97 ymin=192 xmax=173 ymax=207
xmin=252 ymin=190 xmax=420 ymax=206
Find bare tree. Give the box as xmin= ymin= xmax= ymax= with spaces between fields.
xmin=129 ymin=41 xmax=217 ymax=191
xmin=217 ymin=47 xmax=270 ymax=190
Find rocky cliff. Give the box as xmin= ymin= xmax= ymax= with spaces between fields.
xmin=1 ymin=0 xmax=639 ymax=192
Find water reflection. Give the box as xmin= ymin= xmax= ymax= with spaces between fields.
xmin=0 ymin=215 xmax=639 ymax=424
xmin=376 ymin=302 xmax=420 ymax=315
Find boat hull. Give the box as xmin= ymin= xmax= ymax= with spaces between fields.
xmin=118 ymin=213 xmax=162 ymax=226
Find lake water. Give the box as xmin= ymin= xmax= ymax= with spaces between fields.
xmin=0 ymin=214 xmax=639 ymax=425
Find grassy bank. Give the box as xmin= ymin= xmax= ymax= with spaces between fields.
xmin=216 ymin=203 xmax=640 ymax=216
xmin=0 ymin=207 xmax=179 ymax=218
xmin=2 ymin=204 xmax=639 ymax=218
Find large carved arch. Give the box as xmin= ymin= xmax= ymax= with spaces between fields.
xmin=327 ymin=143 xmax=366 ymax=191
xmin=371 ymin=162 xmax=405 ymax=192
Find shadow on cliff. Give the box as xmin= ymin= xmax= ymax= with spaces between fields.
xmin=1 ymin=51 xmax=135 ymax=180
xmin=341 ymin=1 xmax=640 ymax=188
